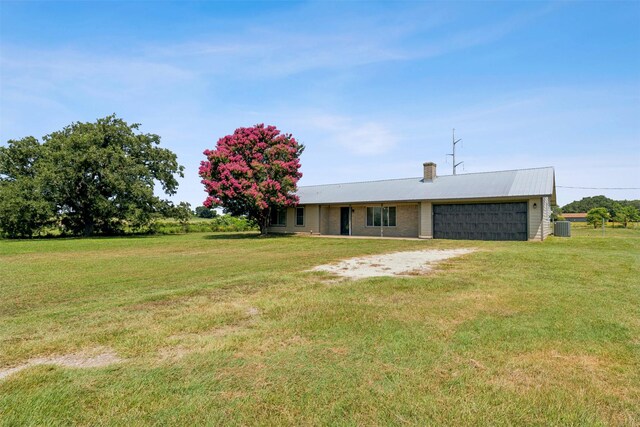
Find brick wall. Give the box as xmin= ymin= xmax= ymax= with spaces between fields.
xmin=266 ymin=205 xmax=320 ymax=234
xmin=350 ymin=204 xmax=419 ymax=238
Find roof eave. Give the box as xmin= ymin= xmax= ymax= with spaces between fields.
xmin=298 ymin=194 xmax=554 ymax=205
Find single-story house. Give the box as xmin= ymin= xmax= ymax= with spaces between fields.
xmin=267 ymin=162 xmax=556 ymax=241
xmin=562 ymin=213 xmax=587 ymax=222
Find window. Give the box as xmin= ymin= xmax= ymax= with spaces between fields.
xmin=366 ymin=207 xmax=396 ymax=227
xmin=386 ymin=207 xmax=397 ymax=226
xmin=269 ymin=208 xmax=287 ymax=226
xmin=295 ymin=207 xmax=304 ymax=226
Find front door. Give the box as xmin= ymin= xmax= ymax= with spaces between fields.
xmin=340 ymin=207 xmax=350 ymax=235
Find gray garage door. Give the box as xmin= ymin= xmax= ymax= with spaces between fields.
xmin=433 ymin=202 xmax=528 ymax=241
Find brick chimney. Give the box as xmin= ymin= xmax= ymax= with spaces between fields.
xmin=423 ymin=162 xmax=436 ymax=181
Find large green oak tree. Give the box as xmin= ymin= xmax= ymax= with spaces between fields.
xmin=0 ymin=115 xmax=184 ymax=237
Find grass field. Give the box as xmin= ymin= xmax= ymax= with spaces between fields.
xmin=1 ymin=227 xmax=639 ymax=425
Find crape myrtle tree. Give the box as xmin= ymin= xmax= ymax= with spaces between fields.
xmin=199 ymin=124 xmax=304 ymax=235
xmin=0 ymin=115 xmax=184 ymax=237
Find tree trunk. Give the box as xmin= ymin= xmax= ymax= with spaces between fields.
xmin=258 ymin=210 xmax=269 ymax=236
xmin=259 ymin=217 xmax=269 ymax=236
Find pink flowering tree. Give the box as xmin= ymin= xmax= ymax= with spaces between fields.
xmin=199 ymin=124 xmax=304 ymax=235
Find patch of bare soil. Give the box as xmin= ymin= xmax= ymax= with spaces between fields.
xmin=311 ymin=249 xmax=475 ymax=280
xmin=0 ymin=348 xmax=122 ymax=380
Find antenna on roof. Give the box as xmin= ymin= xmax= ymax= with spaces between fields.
xmin=446 ymin=128 xmax=464 ymax=175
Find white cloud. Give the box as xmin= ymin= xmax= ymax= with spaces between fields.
xmin=335 ymin=122 xmax=400 ymax=156
xmin=131 ymin=2 xmax=553 ymax=80
xmin=299 ymin=113 xmax=400 ymax=156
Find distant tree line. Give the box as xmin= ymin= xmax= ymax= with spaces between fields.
xmin=557 ymin=196 xmax=640 ymax=228
xmin=194 ymin=205 xmax=218 ymax=218
xmin=562 ymin=195 xmax=640 ymax=216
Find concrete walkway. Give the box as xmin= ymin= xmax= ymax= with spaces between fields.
xmin=305 ymin=234 xmax=425 ymax=241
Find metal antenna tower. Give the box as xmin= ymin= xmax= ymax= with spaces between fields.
xmin=446 ymin=128 xmax=463 ymax=175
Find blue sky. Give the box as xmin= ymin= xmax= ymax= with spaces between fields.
xmin=1 ymin=0 xmax=639 ymax=207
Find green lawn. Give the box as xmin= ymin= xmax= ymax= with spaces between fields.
xmin=1 ymin=228 xmax=639 ymax=426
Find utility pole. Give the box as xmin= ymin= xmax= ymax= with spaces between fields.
xmin=446 ymin=128 xmax=463 ymax=175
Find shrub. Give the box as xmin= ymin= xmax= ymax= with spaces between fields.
xmin=154 ymin=215 xmax=258 ymax=234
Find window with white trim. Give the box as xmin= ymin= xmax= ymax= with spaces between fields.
xmin=366 ymin=206 xmax=396 ymax=227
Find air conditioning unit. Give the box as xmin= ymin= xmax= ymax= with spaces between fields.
xmin=554 ymin=221 xmax=571 ymax=237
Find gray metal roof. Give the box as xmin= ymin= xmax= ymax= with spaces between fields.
xmin=297 ymin=167 xmax=555 ymax=205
